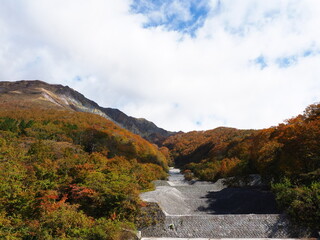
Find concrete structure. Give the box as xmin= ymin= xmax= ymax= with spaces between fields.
xmin=139 ymin=169 xmax=313 ymax=239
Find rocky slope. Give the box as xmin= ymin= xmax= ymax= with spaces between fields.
xmin=0 ymin=80 xmax=175 ymax=144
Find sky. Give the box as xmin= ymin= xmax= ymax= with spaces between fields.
xmin=1 ymin=0 xmax=320 ymax=132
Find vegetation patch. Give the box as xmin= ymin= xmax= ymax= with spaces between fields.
xmin=0 ymin=108 xmax=168 ymax=239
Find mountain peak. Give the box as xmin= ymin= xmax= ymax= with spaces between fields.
xmin=0 ymin=80 xmax=175 ymax=144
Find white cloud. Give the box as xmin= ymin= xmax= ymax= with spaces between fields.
xmin=0 ymin=0 xmax=320 ymax=132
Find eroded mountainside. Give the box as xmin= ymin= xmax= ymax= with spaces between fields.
xmin=0 ymin=80 xmax=175 ymax=144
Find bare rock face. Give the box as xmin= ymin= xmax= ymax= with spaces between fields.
xmin=0 ymin=80 xmax=176 ymax=144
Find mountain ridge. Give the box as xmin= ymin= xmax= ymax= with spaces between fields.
xmin=0 ymin=80 xmax=176 ymax=144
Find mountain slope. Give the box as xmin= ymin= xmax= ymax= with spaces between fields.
xmin=0 ymin=90 xmax=169 ymax=239
xmin=0 ymin=80 xmax=175 ymax=144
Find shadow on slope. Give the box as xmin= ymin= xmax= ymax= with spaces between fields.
xmin=198 ymin=187 xmax=280 ymax=214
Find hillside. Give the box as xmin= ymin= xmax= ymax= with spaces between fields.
xmin=164 ymin=104 xmax=320 ymax=230
xmin=0 ymin=94 xmax=169 ymax=238
xmin=164 ymin=127 xmax=255 ymax=169
xmin=0 ymin=80 xmax=175 ymax=144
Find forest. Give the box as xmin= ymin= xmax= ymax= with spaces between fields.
xmin=164 ymin=103 xmax=320 ymax=230
xmin=0 ymin=96 xmax=319 ymax=238
xmin=0 ymin=108 xmax=169 ymax=239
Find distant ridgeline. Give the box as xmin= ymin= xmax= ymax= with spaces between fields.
xmin=164 ymin=103 xmax=320 ymax=231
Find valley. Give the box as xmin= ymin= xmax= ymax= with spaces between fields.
xmin=0 ymin=80 xmax=318 ymax=239
xmin=139 ymin=169 xmax=309 ymax=239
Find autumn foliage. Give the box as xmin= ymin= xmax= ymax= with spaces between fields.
xmin=164 ymin=104 xmax=320 ymax=230
xmin=0 ymin=106 xmax=168 ymax=239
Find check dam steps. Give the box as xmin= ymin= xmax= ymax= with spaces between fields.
xmin=139 ymin=168 xmax=312 ymax=239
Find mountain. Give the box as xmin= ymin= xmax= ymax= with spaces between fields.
xmin=0 ymin=81 xmax=169 ymax=239
xmin=0 ymin=80 xmax=175 ymax=144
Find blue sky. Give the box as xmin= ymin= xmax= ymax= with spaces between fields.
xmin=0 ymin=0 xmax=320 ymax=131
xmin=130 ymin=0 xmax=210 ymax=36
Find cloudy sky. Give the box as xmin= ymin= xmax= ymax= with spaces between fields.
xmin=1 ymin=0 xmax=320 ymax=132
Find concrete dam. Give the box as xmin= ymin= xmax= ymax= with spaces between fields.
xmin=139 ymin=168 xmax=312 ymax=239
